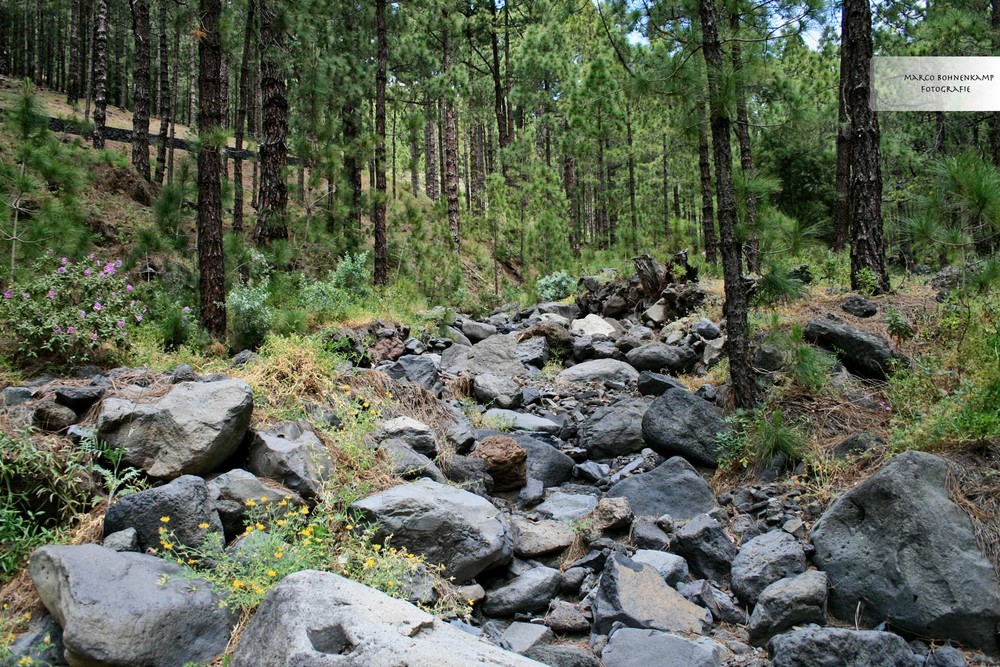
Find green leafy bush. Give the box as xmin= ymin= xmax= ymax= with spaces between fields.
xmin=0 ymin=255 xmax=145 ymax=368
xmin=227 ymin=280 xmax=272 ymax=352
xmin=301 ymin=252 xmax=372 ymax=321
xmin=536 ymin=270 xmax=574 ymax=302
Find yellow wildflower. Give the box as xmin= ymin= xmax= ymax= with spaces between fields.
xmin=149 ymin=548 xmax=158 ymax=554
xmin=467 ymin=599 xmax=475 ymax=606
xmin=278 ymin=499 xmax=288 ymax=507
xmin=161 ymin=542 xmax=173 ymax=550
xmin=299 ymin=507 xmax=309 ymax=515
xmin=364 ymin=558 xmax=376 ymax=568
xmin=372 ymin=544 xmax=381 ymax=552
xmin=274 ymin=550 xmax=284 ymax=559
xmin=254 ymin=586 xmax=265 ymax=595
xmin=276 ymin=520 xmax=286 ymax=527
xmin=260 ymin=496 xmax=268 ymax=503
xmin=244 ymin=499 xmax=257 ymax=507
xmin=267 ymin=570 xmax=277 ymax=577
xmin=387 ymin=581 xmax=395 ymax=587
xmin=198 ymin=522 xmax=210 ymax=529
xmin=339 ymin=384 xmax=351 ymax=391
xmin=255 ymin=523 xmax=265 ymax=531
xmin=159 ymin=516 xmax=170 ymax=523
xmin=232 ymin=579 xmax=244 ymax=589
xmin=345 ymin=524 xmax=354 ymax=531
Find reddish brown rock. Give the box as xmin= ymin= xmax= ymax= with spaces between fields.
xmin=471 ymin=435 xmax=528 ymax=492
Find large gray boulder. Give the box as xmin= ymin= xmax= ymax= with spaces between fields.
xmin=626 ymin=343 xmax=697 ymax=374
xmin=483 ymin=409 xmax=561 ymax=434
xmin=641 ymin=388 xmax=726 ymax=467
xmin=748 ymin=571 xmax=828 ymax=645
xmin=556 ymin=359 xmax=639 ymax=385
xmin=607 ymin=457 xmax=717 ymax=519
xmin=96 ymin=378 xmax=253 ymax=479
xmin=231 ymin=571 xmax=543 ymax=667
xmin=511 ymin=516 xmax=575 ymax=558
xmin=803 ymin=317 xmax=904 ymax=379
xmin=104 ymin=474 xmax=223 ymax=552
xmin=30 ymin=545 xmax=235 ymax=667
xmin=470 ymin=335 xmax=530 ymax=377
xmin=502 ymin=432 xmax=575 ymax=488
xmin=473 ymin=374 xmax=523 ymax=409
xmin=385 ymin=355 xmax=443 ymax=394
xmin=247 ymin=420 xmax=334 ymax=500
xmin=350 ymin=479 xmax=512 ymax=582
xmin=811 ymin=451 xmax=1000 ymax=652
xmin=768 ymin=627 xmax=921 ymax=667
xmin=578 ymin=399 xmax=649 ymax=458
xmin=482 ymin=566 xmax=564 ymax=616
xmin=207 ymin=468 xmax=304 ymax=539
xmin=601 ymin=629 xmax=726 ymax=667
xmin=672 ymin=514 xmax=737 ymax=582
xmin=591 ymin=554 xmax=712 ymax=635
xmin=731 ymin=530 xmax=806 ymax=607
xmin=378 ymin=438 xmax=446 ymax=483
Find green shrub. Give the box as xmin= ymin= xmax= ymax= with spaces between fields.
xmin=536 ymin=271 xmax=574 ymax=302
xmin=227 ymin=280 xmax=272 ymax=352
xmin=330 ymin=252 xmax=372 ymax=297
xmin=753 ymin=263 xmax=807 ymax=306
xmin=0 ymin=255 xmax=146 ymax=369
xmin=786 ymin=325 xmax=835 ymax=391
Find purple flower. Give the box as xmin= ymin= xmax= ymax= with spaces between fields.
xmin=84 ymin=269 xmax=92 ymax=277
xmin=47 ymin=290 xmax=56 ymax=299
xmin=115 ymin=260 xmax=123 ymax=268
xmin=142 ymin=307 xmax=148 ymax=313
xmin=21 ymin=292 xmax=29 ymax=299
xmin=57 ymin=267 xmax=67 ymax=274
xmin=79 ymin=310 xmax=87 ymax=319
xmin=67 ymin=326 xmax=76 ymax=334
xmin=93 ymin=302 xmax=102 ymax=311
xmin=2 ymin=291 xmax=11 ymax=299
xmin=135 ymin=314 xmax=143 ymax=322
xmin=60 ymin=257 xmax=68 ymax=265
xmin=116 ymin=320 xmax=125 ymax=328
xmin=88 ymin=253 xmax=96 ymax=260
xmin=182 ymin=306 xmax=191 ymax=314
xmin=54 ymin=326 xmax=62 ymax=334
xmin=126 ymin=284 xmax=134 ymax=293
xmin=90 ymin=333 xmax=99 ymax=341
xmin=103 ymin=263 xmax=116 ymax=276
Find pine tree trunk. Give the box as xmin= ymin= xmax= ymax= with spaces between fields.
xmin=153 ymin=0 xmax=169 ymax=184
xmin=84 ymin=0 xmax=94 ymax=120
xmin=409 ymin=116 xmax=420 ymax=196
xmin=673 ymin=182 xmax=681 ymax=220
xmin=730 ymin=13 xmax=760 ymax=274
xmin=700 ymin=0 xmax=757 ymax=409
xmin=698 ymin=107 xmax=717 ymax=263
xmin=662 ymin=133 xmax=670 ymax=243
xmin=489 ymin=0 xmax=510 ymax=184
xmin=564 ymin=152 xmax=580 ymax=256
xmin=187 ymin=21 xmax=196 ymax=125
xmin=254 ymin=0 xmax=288 ymax=245
xmin=442 ymin=25 xmax=460 ymax=250
xmin=91 ymin=0 xmax=109 ymax=148
xmin=834 ymin=3 xmax=851 ymax=251
xmin=167 ymin=17 xmax=179 ymax=182
xmin=373 ymin=0 xmax=388 ymax=285
xmin=232 ymin=0 xmax=255 ymax=234
xmin=844 ymin=0 xmax=889 ymax=294
xmin=991 ymin=0 xmax=1000 ymax=167
xmin=626 ymin=105 xmax=638 ymax=255
xmin=197 ymin=0 xmax=226 ymax=339
xmin=424 ymin=113 xmax=439 ymax=200
xmin=131 ymin=0 xmax=151 ymax=181
xmin=471 ymin=122 xmax=486 ymax=214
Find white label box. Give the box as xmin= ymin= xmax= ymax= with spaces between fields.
xmin=873 ymin=57 xmax=1000 ymax=111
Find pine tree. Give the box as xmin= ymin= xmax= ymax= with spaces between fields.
xmin=197 ymin=0 xmax=226 ymax=338
xmin=843 ymin=0 xmax=889 ymax=294
xmin=254 ymin=0 xmax=288 ymax=245
xmin=91 ymin=0 xmax=109 ymax=149
xmin=131 ymin=0 xmax=152 ymax=182
xmin=373 ymin=0 xmax=389 ymax=284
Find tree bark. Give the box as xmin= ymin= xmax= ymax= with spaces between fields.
xmin=991 ymin=0 xmax=1000 ymax=167
xmin=254 ymin=0 xmax=288 ymax=245
xmin=197 ymin=0 xmax=226 ymax=339
xmin=232 ymin=0 xmax=255 ymax=234
xmin=409 ymin=114 xmax=421 ymax=196
xmin=153 ymin=0 xmax=170 ymax=184
xmin=91 ymin=0 xmax=109 ymax=148
xmin=167 ymin=16 xmax=179 ymax=182
xmin=373 ymin=0 xmax=388 ymax=285
xmin=626 ymin=104 xmax=639 ymax=254
xmin=844 ymin=0 xmax=889 ymax=294
xmin=697 ymin=105 xmax=716 ymax=263
xmin=188 ymin=17 xmax=196 ymax=125
xmin=489 ymin=0 xmax=510 ymax=184
xmin=700 ymin=0 xmax=757 ymax=409
xmin=424 ymin=112 xmax=439 ymax=200
xmin=730 ymin=12 xmax=759 ymax=273
xmin=131 ymin=0 xmax=151 ymax=181
xmin=834 ymin=3 xmax=851 ymax=251
xmin=442 ymin=23 xmax=460 ymax=249
xmin=662 ymin=133 xmax=670 ymax=244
